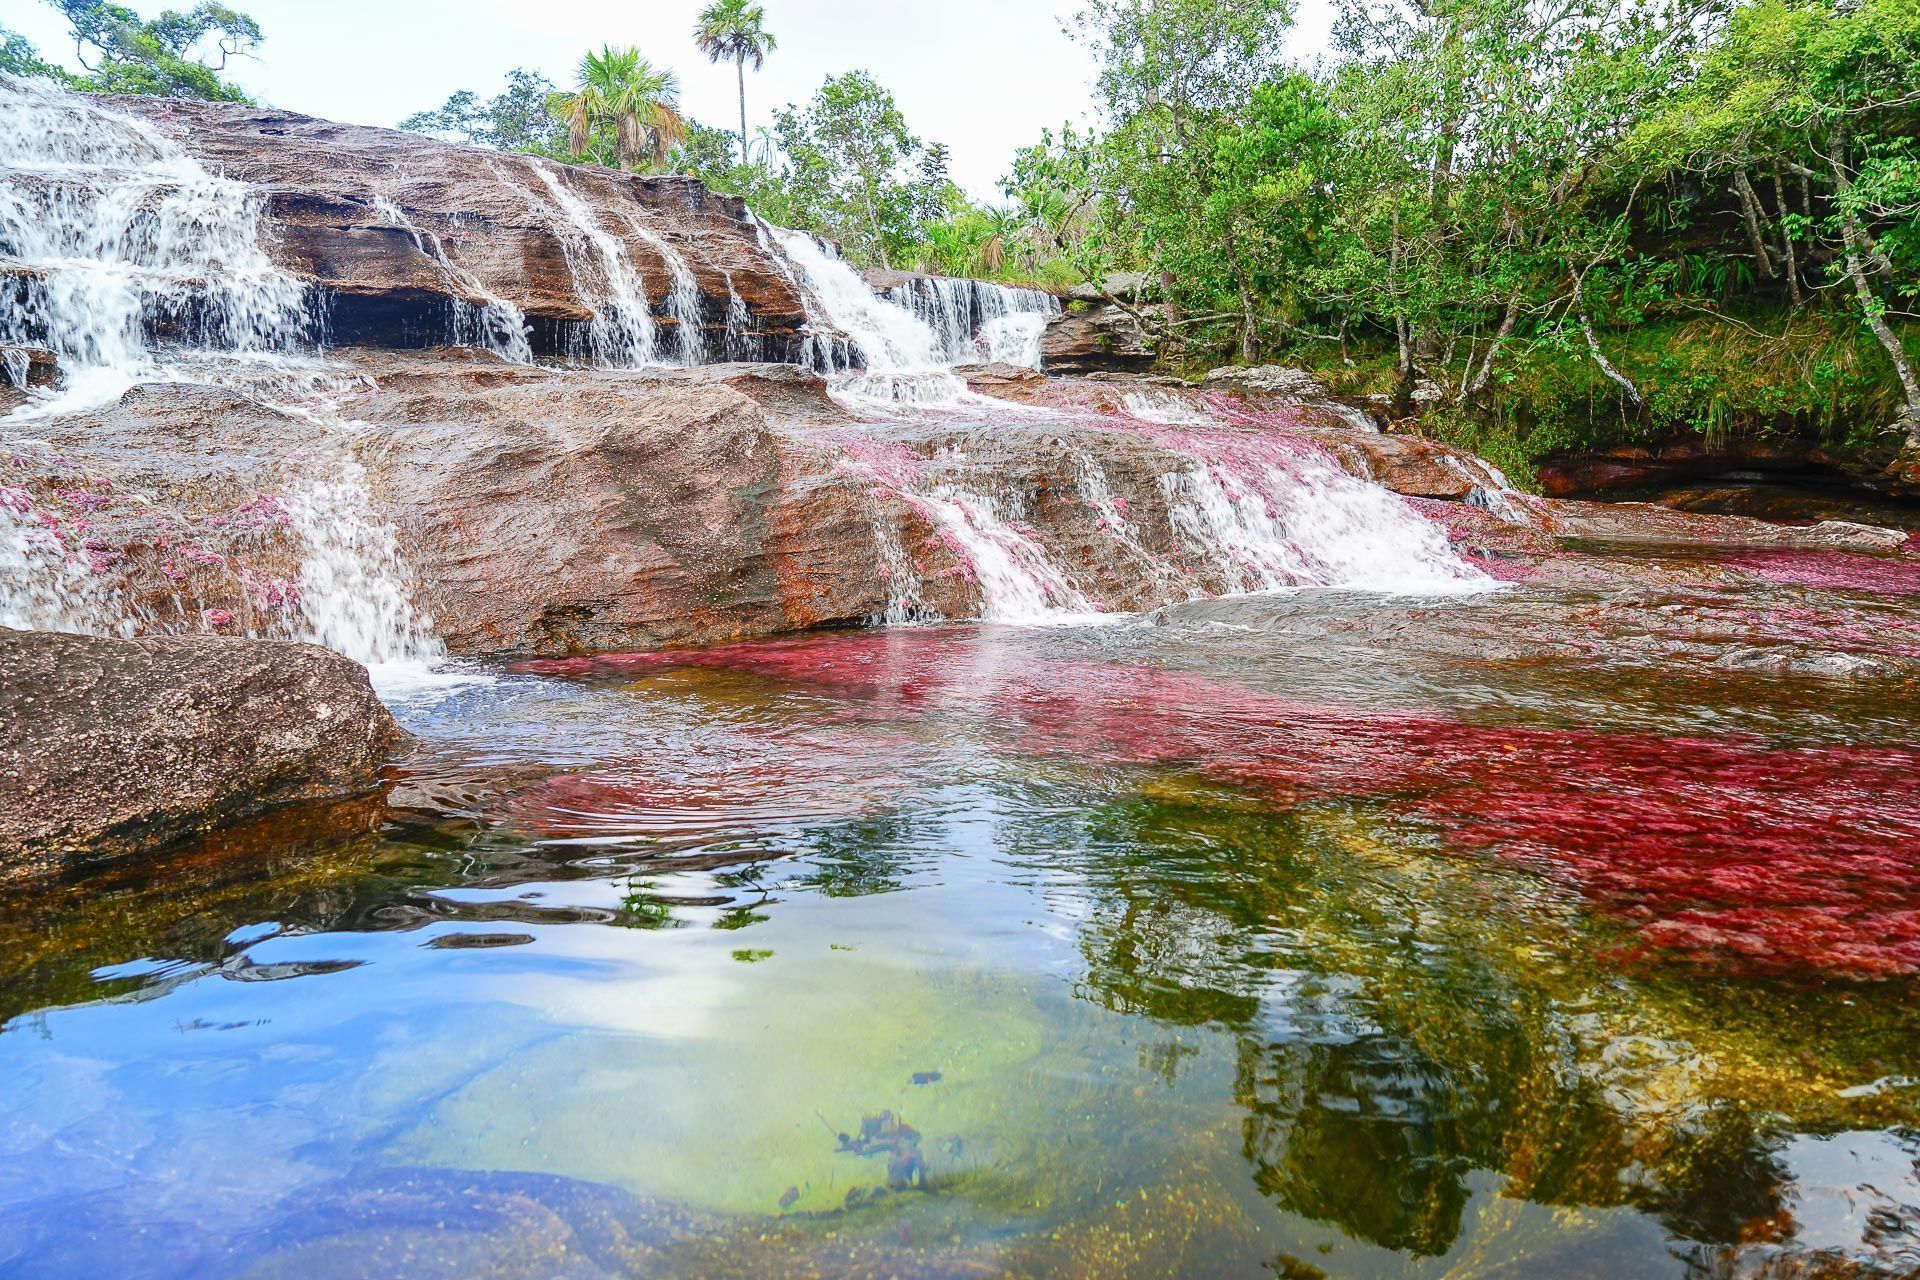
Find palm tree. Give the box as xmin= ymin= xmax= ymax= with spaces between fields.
xmin=550 ymin=46 xmax=687 ymax=171
xmin=693 ymin=0 xmax=778 ymax=167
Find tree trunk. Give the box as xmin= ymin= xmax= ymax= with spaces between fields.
xmin=1467 ymin=291 xmax=1523 ymax=399
xmin=1581 ymin=311 xmax=1643 ymax=407
xmin=1829 ymin=143 xmax=1920 ymax=424
xmin=1223 ymin=229 xmax=1257 ymax=364
xmin=1772 ymin=170 xmax=1803 ymax=308
xmin=737 ymin=57 xmax=749 ymax=167
xmin=1732 ymin=171 xmax=1775 ymax=279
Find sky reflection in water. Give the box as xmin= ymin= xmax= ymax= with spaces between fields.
xmin=2 ymin=598 xmax=1918 ymax=1279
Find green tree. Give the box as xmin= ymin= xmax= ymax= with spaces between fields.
xmin=1637 ymin=0 xmax=1920 ymax=444
xmin=401 ymin=69 xmax=566 ymax=155
xmin=1 ymin=23 xmax=70 ymax=81
xmin=550 ymin=45 xmax=687 ymax=172
xmin=45 ymin=0 xmax=261 ymax=100
xmin=774 ymin=71 xmax=926 ymax=267
xmin=693 ymin=0 xmax=778 ymax=168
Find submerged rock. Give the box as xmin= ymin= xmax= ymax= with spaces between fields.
xmin=0 ymin=628 xmax=402 ymax=877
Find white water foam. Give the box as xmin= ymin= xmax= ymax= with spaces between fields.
xmin=1160 ymin=450 xmax=1493 ymax=596
xmin=527 ymin=163 xmax=663 ymax=367
xmin=0 ymin=75 xmax=311 ymax=417
xmin=885 ymin=277 xmax=1060 ymax=370
xmin=907 ymin=487 xmax=1101 ymax=624
xmin=763 ymin=227 xmax=970 ymax=406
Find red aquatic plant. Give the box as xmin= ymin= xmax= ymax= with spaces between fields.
xmin=1721 ymin=549 xmax=1920 ymax=595
xmin=517 ymin=631 xmax=1920 ymax=980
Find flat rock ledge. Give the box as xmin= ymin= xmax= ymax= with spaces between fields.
xmin=0 ymin=628 xmax=403 ymax=878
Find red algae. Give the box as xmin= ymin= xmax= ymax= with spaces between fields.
xmin=1721 ymin=549 xmax=1920 ymax=595
xmin=516 ymin=631 xmax=1920 ymax=981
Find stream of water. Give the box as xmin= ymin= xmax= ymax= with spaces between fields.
xmin=3 ymin=75 xmax=1918 ymax=1280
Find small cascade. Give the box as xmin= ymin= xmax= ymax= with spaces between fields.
xmin=1122 ymin=391 xmax=1212 ymax=425
xmin=612 ymin=209 xmax=708 ymax=365
xmin=526 ymin=163 xmax=663 ymax=367
xmin=0 ymin=75 xmax=310 ymax=414
xmin=721 ymin=275 xmax=762 ymax=362
xmin=0 ymin=489 xmax=130 ymax=636
xmin=1145 ymin=426 xmax=1494 ymax=598
xmin=884 ymin=277 xmax=1060 ymax=369
xmin=763 ymin=227 xmax=967 ymax=404
xmin=369 ymin=197 xmax=532 ymax=363
xmin=907 ymin=486 xmax=1097 ymax=623
xmin=280 ymin=457 xmax=445 ymax=674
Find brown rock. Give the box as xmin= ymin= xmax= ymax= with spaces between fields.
xmin=1040 ymin=301 xmax=1155 ymax=374
xmin=93 ymin=97 xmax=828 ymax=361
xmin=0 ymin=344 xmax=57 ymax=389
xmin=0 ymin=628 xmax=403 ymax=877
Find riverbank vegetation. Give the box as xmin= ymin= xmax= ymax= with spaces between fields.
xmin=1043 ymin=0 xmax=1920 ymax=472
xmin=5 ymin=0 xmax=1917 ymax=475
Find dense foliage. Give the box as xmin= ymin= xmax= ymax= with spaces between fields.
xmin=11 ymin=0 xmax=1917 ymax=466
xmin=1050 ymin=0 xmax=1920 ymax=461
xmin=8 ymin=1 xmax=259 ymax=100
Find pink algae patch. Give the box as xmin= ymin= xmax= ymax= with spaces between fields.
xmin=517 ymin=631 xmax=1920 ymax=981
xmin=1721 ymin=549 xmax=1920 ymax=594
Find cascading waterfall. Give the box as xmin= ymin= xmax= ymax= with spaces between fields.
xmin=279 ymin=452 xmax=447 ymax=678
xmin=884 ymin=277 xmax=1060 ymax=369
xmin=0 ymin=78 xmax=445 ymax=688
xmin=369 ymin=197 xmax=533 ymax=364
xmin=613 ymin=209 xmax=709 ymax=366
xmin=763 ymin=226 xmax=970 ymax=404
xmin=0 ymin=75 xmax=310 ymax=415
xmin=525 ymin=163 xmax=663 ymax=367
xmin=1156 ymin=447 xmax=1486 ymax=596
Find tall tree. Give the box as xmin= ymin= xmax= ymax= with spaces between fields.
xmin=401 ymin=69 xmax=566 ymax=155
xmin=694 ymin=0 xmax=778 ymax=167
xmin=44 ymin=0 xmax=261 ymax=100
xmin=549 ymin=45 xmax=687 ymax=172
xmin=774 ymin=71 xmax=926 ymax=268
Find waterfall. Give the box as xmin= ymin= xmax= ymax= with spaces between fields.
xmin=526 ymin=163 xmax=663 ymax=367
xmin=612 ymin=209 xmax=708 ymax=366
xmin=279 ymin=456 xmax=444 ymax=674
xmin=884 ymin=277 xmax=1061 ymax=369
xmin=369 ymin=197 xmax=533 ymax=364
xmin=0 ymin=75 xmax=310 ymax=415
xmin=762 ymin=227 xmax=969 ymax=404
xmin=0 ymin=80 xmax=448 ymax=688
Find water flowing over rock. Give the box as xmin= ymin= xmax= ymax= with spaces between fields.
xmin=9 ymin=75 xmax=1903 ymax=674
xmin=0 ymin=626 xmax=401 ymax=875
xmin=0 ymin=77 xmax=830 ymax=371
xmin=872 ymin=273 xmax=1062 ymax=369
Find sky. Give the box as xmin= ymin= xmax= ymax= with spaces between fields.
xmin=1 ymin=0 xmax=1336 ymax=201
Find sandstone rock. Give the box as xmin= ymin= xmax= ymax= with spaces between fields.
xmin=1539 ymin=502 xmax=1911 ymax=550
xmin=1065 ymin=272 xmax=1152 ymax=303
xmin=1203 ymin=365 xmax=1331 ymax=397
xmin=1040 ymin=302 xmax=1155 ymax=374
xmin=94 ymin=97 xmax=826 ymax=361
xmin=0 ymin=628 xmax=402 ymax=877
xmin=0 ymin=344 xmax=56 ymax=389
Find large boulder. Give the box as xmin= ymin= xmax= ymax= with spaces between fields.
xmin=1040 ymin=301 xmax=1156 ymax=374
xmin=0 ymin=628 xmax=403 ymax=878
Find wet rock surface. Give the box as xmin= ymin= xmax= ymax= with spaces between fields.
xmin=13 ymin=358 xmax=1918 ymax=658
xmin=0 ymin=627 xmax=401 ymax=877
xmin=89 ymin=97 xmax=824 ymax=360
